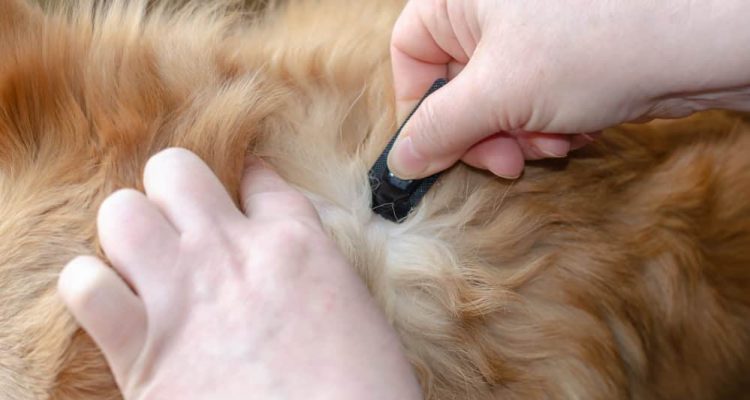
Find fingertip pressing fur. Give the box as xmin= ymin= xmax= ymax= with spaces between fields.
xmin=1 ymin=0 xmax=749 ymax=399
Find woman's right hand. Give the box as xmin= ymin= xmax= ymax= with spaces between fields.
xmin=388 ymin=0 xmax=750 ymax=179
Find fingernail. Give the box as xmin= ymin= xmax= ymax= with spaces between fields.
xmin=534 ymin=137 xmax=570 ymax=158
xmin=495 ymin=171 xmax=522 ymax=180
xmin=487 ymin=164 xmax=523 ymax=180
xmin=388 ymin=136 xmax=428 ymax=179
xmin=540 ymin=149 xmax=568 ymax=158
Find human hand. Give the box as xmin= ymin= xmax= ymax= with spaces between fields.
xmin=388 ymin=0 xmax=750 ymax=179
xmin=58 ymin=148 xmax=422 ymax=400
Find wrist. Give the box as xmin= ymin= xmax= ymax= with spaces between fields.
xmin=643 ymin=0 xmax=750 ymax=115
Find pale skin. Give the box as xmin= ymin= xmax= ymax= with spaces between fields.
xmin=58 ymin=149 xmax=422 ymax=399
xmin=59 ymin=0 xmax=750 ymax=398
xmin=388 ymin=0 xmax=750 ymax=179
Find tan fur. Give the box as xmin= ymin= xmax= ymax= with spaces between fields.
xmin=1 ymin=0 xmax=749 ymax=399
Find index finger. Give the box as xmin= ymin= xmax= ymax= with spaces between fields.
xmin=240 ymin=157 xmax=320 ymax=222
xmin=390 ymin=0 xmax=452 ymax=121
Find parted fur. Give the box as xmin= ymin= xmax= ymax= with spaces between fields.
xmin=0 ymin=0 xmax=749 ymax=399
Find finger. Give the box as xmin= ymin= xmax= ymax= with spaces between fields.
xmin=391 ymin=47 xmax=449 ymax=125
xmin=58 ymin=256 xmax=147 ymax=381
xmin=241 ymin=157 xmax=319 ymax=222
xmin=97 ymin=188 xmax=179 ymax=289
xmin=390 ymin=0 xmax=453 ymax=122
xmin=387 ymin=62 xmax=498 ymax=180
xmin=461 ymin=133 xmax=525 ymax=179
xmin=143 ymin=148 xmax=242 ymax=231
xmin=516 ymin=132 xmax=572 ymax=160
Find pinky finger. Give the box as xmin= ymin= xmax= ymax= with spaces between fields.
xmin=58 ymin=256 xmax=147 ymax=383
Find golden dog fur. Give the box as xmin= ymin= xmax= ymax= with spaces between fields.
xmin=1 ymin=0 xmax=749 ymax=398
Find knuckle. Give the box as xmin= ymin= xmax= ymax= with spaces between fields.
xmin=248 ymin=219 xmax=328 ymax=281
xmin=245 ymin=190 xmax=317 ymax=217
xmin=247 ymin=221 xmax=314 ymax=273
xmin=251 ymin=219 xmax=328 ymax=263
xmin=283 ymin=193 xmax=317 ymax=214
xmin=275 ymin=190 xmax=312 ymax=210
xmin=264 ymin=219 xmax=317 ymax=246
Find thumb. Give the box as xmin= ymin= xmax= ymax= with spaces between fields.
xmin=387 ymin=68 xmax=498 ymax=179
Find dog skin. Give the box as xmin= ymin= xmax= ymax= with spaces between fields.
xmin=0 ymin=0 xmax=749 ymax=399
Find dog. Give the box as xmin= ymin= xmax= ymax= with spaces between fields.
xmin=1 ymin=0 xmax=749 ymax=398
